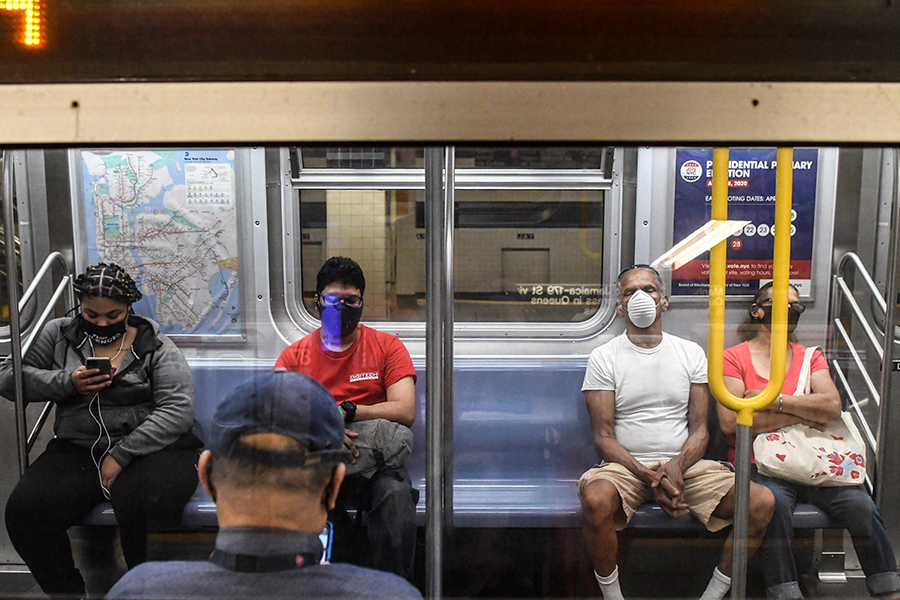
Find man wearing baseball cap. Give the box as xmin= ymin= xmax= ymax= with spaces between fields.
xmin=107 ymin=371 xmax=422 ymax=599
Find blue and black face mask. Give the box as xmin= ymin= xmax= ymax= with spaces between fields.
xmin=317 ymin=296 xmax=363 ymax=340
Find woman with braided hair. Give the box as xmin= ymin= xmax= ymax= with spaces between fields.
xmin=0 ymin=262 xmax=202 ymax=598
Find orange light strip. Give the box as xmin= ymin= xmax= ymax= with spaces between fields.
xmin=3 ymin=0 xmax=42 ymax=47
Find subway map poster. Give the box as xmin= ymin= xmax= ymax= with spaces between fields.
xmin=80 ymin=150 xmax=240 ymax=336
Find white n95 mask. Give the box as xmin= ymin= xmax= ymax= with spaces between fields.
xmin=626 ymin=289 xmax=661 ymax=329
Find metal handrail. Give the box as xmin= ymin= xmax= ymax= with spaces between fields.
xmin=0 ymin=251 xmax=73 ymax=344
xmin=24 ymin=274 xmax=74 ymax=450
xmin=835 ymin=277 xmax=884 ymax=362
xmin=831 ymin=252 xmax=893 ymax=461
xmin=832 ymin=362 xmax=878 ymax=459
xmin=837 ymin=382 xmax=876 ymax=494
xmin=832 ymin=251 xmax=896 ymax=362
xmin=441 ymin=148 xmax=455 ymax=542
xmin=22 ymin=275 xmax=73 ymax=357
xmin=828 ymin=153 xmax=900 ymax=506
xmin=837 ymin=252 xmax=887 ymax=315
xmin=293 ymin=167 xmax=613 ymax=191
xmin=833 ymin=318 xmax=881 ymax=408
xmin=18 ymin=252 xmax=71 ymax=321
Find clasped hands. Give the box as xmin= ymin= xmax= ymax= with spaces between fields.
xmin=343 ymin=429 xmax=359 ymax=464
xmin=646 ymin=461 xmax=690 ymax=519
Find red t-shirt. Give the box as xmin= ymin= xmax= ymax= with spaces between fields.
xmin=274 ymin=324 xmax=416 ymax=406
xmin=721 ymin=341 xmax=829 ymax=463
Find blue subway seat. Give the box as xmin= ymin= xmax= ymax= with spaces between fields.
xmin=78 ymin=485 xmax=217 ymax=528
xmin=73 ymin=359 xmax=842 ymax=532
xmin=76 ymin=487 xmax=839 ymax=532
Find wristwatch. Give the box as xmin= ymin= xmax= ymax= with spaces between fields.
xmin=340 ymin=401 xmax=357 ymax=424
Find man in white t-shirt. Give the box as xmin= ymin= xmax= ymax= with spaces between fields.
xmin=578 ymin=265 xmax=774 ymax=600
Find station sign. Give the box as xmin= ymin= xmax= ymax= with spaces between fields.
xmin=515 ymin=283 xmax=602 ymax=306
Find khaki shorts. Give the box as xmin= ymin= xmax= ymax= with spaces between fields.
xmin=577 ymin=459 xmax=735 ymax=532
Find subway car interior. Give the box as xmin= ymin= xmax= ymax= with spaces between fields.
xmin=0 ymin=145 xmax=898 ymax=599
xmin=2 ymin=3 xmax=900 ymax=600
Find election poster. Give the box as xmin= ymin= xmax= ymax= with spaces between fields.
xmin=671 ymin=148 xmax=818 ymax=297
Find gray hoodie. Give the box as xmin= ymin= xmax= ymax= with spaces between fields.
xmin=0 ymin=314 xmax=196 ymax=467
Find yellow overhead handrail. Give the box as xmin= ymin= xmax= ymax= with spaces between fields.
xmin=708 ymin=147 xmax=793 ymax=427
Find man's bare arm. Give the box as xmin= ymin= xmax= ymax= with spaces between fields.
xmin=585 ymin=389 xmax=655 ymax=485
xmin=674 ymin=383 xmax=709 ymax=470
xmin=654 ymin=383 xmax=709 ymax=503
xmin=354 ymin=376 xmax=416 ymax=427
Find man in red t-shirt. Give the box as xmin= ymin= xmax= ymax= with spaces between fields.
xmin=275 ymin=257 xmax=418 ymax=582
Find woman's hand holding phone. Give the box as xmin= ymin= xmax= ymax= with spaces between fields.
xmin=72 ymin=364 xmax=111 ymax=395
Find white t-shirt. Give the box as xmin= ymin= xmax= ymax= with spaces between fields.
xmin=582 ymin=332 xmax=708 ymax=464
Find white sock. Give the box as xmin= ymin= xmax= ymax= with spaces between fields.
xmin=699 ymin=567 xmax=732 ymax=600
xmin=594 ymin=566 xmax=625 ymax=600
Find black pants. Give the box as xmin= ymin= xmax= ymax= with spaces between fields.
xmin=329 ymin=466 xmax=419 ymax=582
xmin=5 ymin=437 xmax=200 ymax=597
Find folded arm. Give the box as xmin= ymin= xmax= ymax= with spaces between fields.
xmin=718 ymin=375 xmax=813 ymax=438
xmin=355 ymin=375 xmax=416 ymax=427
xmin=775 ymin=369 xmax=842 ymax=426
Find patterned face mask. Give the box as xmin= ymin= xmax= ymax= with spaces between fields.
xmin=80 ymin=312 xmax=128 ymax=344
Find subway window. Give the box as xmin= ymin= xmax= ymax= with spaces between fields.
xmin=293 ymin=146 xmax=609 ymax=324
xmin=297 ymin=187 xmax=419 ymax=321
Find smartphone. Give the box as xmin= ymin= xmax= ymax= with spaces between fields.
xmin=85 ymin=356 xmax=112 ymax=376
xmin=319 ymin=521 xmax=333 ymax=563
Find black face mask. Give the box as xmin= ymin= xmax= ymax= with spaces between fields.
xmin=80 ymin=313 xmax=128 ymax=344
xmin=756 ymin=305 xmax=802 ymax=333
xmin=317 ymin=303 xmax=363 ymax=338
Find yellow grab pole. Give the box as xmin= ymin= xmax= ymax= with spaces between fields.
xmin=708 ymin=147 xmax=792 ymax=424
xmin=707 ymin=147 xmax=793 ymax=600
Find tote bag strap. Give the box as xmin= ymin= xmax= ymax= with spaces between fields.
xmin=794 ymin=345 xmax=821 ymax=395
